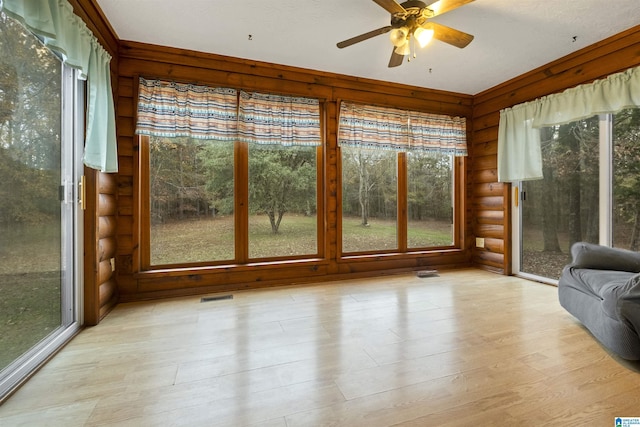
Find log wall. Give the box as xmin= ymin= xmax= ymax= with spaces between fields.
xmin=72 ymin=0 xmax=119 ymax=324
xmin=471 ymin=25 xmax=640 ymax=274
xmin=115 ymin=41 xmax=474 ymax=301
xmin=73 ymin=0 xmax=640 ymax=311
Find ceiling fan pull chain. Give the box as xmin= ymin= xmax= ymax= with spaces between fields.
xmin=412 ymin=35 xmax=417 ymax=59
xmin=407 ymin=34 xmax=415 ymax=62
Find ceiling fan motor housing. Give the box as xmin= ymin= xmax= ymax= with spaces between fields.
xmin=390 ymin=0 xmax=434 ymax=28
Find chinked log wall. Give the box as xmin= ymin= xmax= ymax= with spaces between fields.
xmin=72 ymin=0 xmax=120 ymax=324
xmin=115 ymin=41 xmax=474 ymax=301
xmin=471 ymin=25 xmax=640 ymax=274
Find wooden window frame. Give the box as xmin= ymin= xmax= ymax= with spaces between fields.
xmin=337 ymin=147 xmax=465 ymax=259
xmin=136 ymin=126 xmax=325 ymax=271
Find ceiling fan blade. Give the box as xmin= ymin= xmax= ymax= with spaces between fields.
xmin=337 ymin=26 xmax=392 ymax=48
xmin=372 ymin=0 xmax=406 ymax=15
xmin=388 ymin=48 xmax=405 ymax=67
xmin=426 ymin=0 xmax=475 ymax=17
xmin=427 ymin=22 xmax=474 ymax=48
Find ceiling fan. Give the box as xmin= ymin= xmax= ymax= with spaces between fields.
xmin=337 ymin=0 xmax=475 ymax=67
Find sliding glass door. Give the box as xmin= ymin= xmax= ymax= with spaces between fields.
xmin=612 ymin=108 xmax=640 ymax=250
xmin=513 ymin=109 xmax=640 ymax=282
xmin=0 ymin=13 xmax=82 ymax=399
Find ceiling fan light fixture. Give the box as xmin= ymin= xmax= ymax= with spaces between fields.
xmin=427 ymin=0 xmax=443 ymax=15
xmin=394 ymin=42 xmax=411 ymax=56
xmin=389 ymin=26 xmax=409 ymax=47
xmin=414 ymin=27 xmax=434 ymax=48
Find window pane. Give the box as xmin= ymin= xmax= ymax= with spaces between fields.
xmin=0 ymin=14 xmax=62 ymax=370
xmin=149 ymin=137 xmax=234 ymax=264
xmin=248 ymin=144 xmax=317 ymax=259
xmin=341 ymin=147 xmax=397 ymax=253
xmin=407 ymin=152 xmax=454 ymax=248
xmin=613 ymin=108 xmax=640 ymax=250
xmin=521 ymin=117 xmax=600 ymax=280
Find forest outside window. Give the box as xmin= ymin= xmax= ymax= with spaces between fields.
xmin=518 ymin=108 xmax=640 ymax=280
xmin=136 ymin=79 xmax=322 ymax=267
xmin=406 ymin=151 xmax=454 ymax=248
xmin=148 ymin=136 xmax=236 ymax=264
xmin=338 ymin=102 xmax=466 ymax=254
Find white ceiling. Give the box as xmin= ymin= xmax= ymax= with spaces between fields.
xmin=96 ymin=0 xmax=640 ymax=95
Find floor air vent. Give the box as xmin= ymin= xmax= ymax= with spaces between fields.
xmin=417 ymin=270 xmax=439 ymax=278
xmin=201 ymin=295 xmax=233 ymax=303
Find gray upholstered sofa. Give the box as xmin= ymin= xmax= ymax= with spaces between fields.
xmin=558 ymin=242 xmax=640 ymax=360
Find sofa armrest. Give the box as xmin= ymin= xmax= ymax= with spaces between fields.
xmin=571 ymin=242 xmax=640 ymax=272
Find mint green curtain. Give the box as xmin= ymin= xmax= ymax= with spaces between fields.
xmin=1 ymin=0 xmax=118 ymax=172
xmin=498 ymin=65 xmax=640 ymax=182
xmin=534 ymin=66 xmax=640 ymax=127
xmin=497 ymin=102 xmax=542 ymax=182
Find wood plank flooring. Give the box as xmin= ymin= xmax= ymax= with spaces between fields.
xmin=1 ymin=269 xmax=639 ymax=426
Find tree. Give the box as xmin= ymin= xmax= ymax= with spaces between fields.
xmin=407 ymin=152 xmax=453 ymax=221
xmin=355 ymin=149 xmax=372 ymax=225
xmin=613 ymin=108 xmax=640 ymax=249
xmin=199 ymin=142 xmax=234 ymax=216
xmin=149 ymin=137 xmax=211 ymax=223
xmin=248 ymin=145 xmax=316 ymax=233
xmin=550 ymin=116 xmax=599 ymax=249
xmin=539 ymin=127 xmax=561 ymax=252
xmin=341 ymin=147 xmax=397 ymax=226
xmin=0 ymin=12 xmax=61 ymax=226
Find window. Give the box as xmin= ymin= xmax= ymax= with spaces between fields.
xmin=338 ymin=102 xmax=465 ymax=255
xmin=138 ymin=80 xmax=323 ymax=267
xmin=407 ymin=151 xmax=454 ymax=248
xmin=148 ymin=137 xmax=235 ymax=265
xmin=248 ymin=143 xmax=318 ymax=258
xmin=341 ymin=147 xmax=398 ymax=252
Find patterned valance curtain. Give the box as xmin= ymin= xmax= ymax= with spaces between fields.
xmin=338 ymin=102 xmax=467 ymax=155
xmin=135 ymin=78 xmax=238 ymax=141
xmin=237 ymin=91 xmax=321 ymax=146
xmin=337 ymin=103 xmax=409 ymax=151
xmin=408 ymin=111 xmax=467 ymax=156
xmin=498 ymin=65 xmax=640 ymax=182
xmin=1 ymin=0 xmax=118 ymax=172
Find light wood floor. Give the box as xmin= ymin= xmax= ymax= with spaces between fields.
xmin=1 ymin=269 xmax=639 ymax=426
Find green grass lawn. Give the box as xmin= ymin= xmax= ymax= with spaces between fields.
xmin=151 ymin=215 xmax=454 ymax=264
xmin=151 ymin=214 xmax=320 ymax=264
xmin=342 ymin=216 xmax=453 ymax=253
xmin=0 ymin=223 xmax=61 ymax=370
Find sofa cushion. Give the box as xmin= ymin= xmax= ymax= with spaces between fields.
xmin=600 ymin=273 xmax=640 ymax=321
xmin=566 ymin=268 xmax=633 ymax=298
xmin=616 ymin=274 xmax=640 ymax=332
